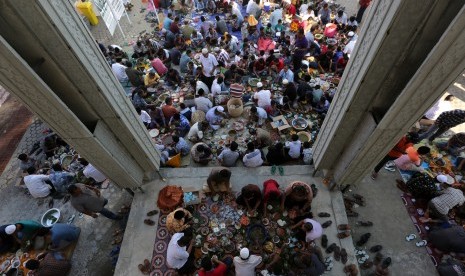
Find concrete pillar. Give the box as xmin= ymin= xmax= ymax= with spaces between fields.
xmin=0 ymin=0 xmax=160 ymax=188
xmin=313 ymin=1 xmax=465 ymax=185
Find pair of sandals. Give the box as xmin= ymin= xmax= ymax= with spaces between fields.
xmin=138 ymin=259 xmax=152 ymax=275
xmin=144 ymin=210 xmax=159 ymax=226
xmin=271 ymin=165 xmax=284 ymax=175
xmin=405 ymin=233 xmax=427 ymax=247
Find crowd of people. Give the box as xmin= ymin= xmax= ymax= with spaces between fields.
xmin=98 ymin=0 xmax=364 ymax=171
xmin=161 ymin=168 xmax=357 ymax=276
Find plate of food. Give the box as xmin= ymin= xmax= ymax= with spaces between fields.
xmin=248 ymin=78 xmax=261 ymax=87
xmin=200 ymin=227 xmax=209 ymax=236
xmin=262 ymin=218 xmax=270 ymax=226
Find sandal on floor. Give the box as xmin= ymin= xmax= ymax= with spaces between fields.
xmin=333 ymin=246 xmax=341 ymax=261
xmin=346 ymin=210 xmax=359 ymax=217
xmin=405 ymin=233 xmax=417 ymax=241
xmin=271 ymin=165 xmax=277 ymax=175
xmin=374 ymin=252 xmax=384 ymax=265
xmin=340 ymin=248 xmax=348 ymax=264
xmin=147 ymin=210 xmax=159 ymax=216
xmin=337 ymin=230 xmax=351 ymax=239
xmin=337 ymin=224 xmax=350 ymax=231
xmin=384 ymin=166 xmax=395 ymax=172
xmin=356 ymin=221 xmax=373 ymax=227
xmin=138 ymin=264 xmax=149 ymax=275
xmin=321 ymin=220 xmax=332 ymax=228
xmin=370 ymin=245 xmax=383 ymax=253
xmin=416 ymin=240 xmax=427 ymax=247
xmin=144 ymin=219 xmax=155 ymax=226
xmin=318 ymin=212 xmax=331 ymax=217
xmin=143 ymin=259 xmax=152 ymax=272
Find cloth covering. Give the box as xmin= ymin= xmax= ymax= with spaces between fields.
xmin=157 ymin=185 xmax=184 ymax=211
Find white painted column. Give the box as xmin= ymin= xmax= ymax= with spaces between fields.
xmin=313 ymin=1 xmax=465 ymax=185
xmin=0 ymin=0 xmax=161 ymax=188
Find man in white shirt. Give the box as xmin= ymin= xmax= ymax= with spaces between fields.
xmin=166 ymin=232 xmax=195 ymax=274
xmin=246 ymin=0 xmax=260 ymax=17
xmin=136 ymin=107 xmax=152 ymax=128
xmin=111 ymin=58 xmax=128 ymax=82
xmin=187 ymin=121 xmax=209 ymax=142
xmin=335 ymin=10 xmax=348 ymax=26
xmin=211 ymin=76 xmax=227 ymax=97
xmin=288 ymin=134 xmax=302 ymax=159
xmin=24 ymin=167 xmax=53 ymax=198
xmin=79 ymin=158 xmax=107 ymax=184
xmin=195 ymin=89 xmax=213 ymax=113
xmin=200 ymin=48 xmax=218 ymax=74
xmin=250 ymin=106 xmax=268 ymax=126
xmin=233 ymin=247 xmax=262 ymax=276
xmin=206 ymin=106 xmax=227 ymax=130
xmin=253 ymin=82 xmax=272 ymax=108
xmin=269 ymin=7 xmax=283 ymax=28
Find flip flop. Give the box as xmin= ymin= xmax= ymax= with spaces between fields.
xmin=321 ymin=234 xmax=328 ymax=248
xmin=146 ymin=210 xmax=159 ymax=216
xmin=143 ymin=259 xmax=152 ymax=272
xmin=138 ymin=264 xmax=149 ymax=275
xmin=384 ymin=166 xmax=395 ymax=172
xmin=278 ymin=166 xmax=284 ymax=176
xmin=144 ymin=219 xmax=155 ymax=226
xmin=318 ymin=212 xmax=331 ymax=217
xmin=67 ymin=215 xmax=76 ymax=224
xmin=271 ymin=165 xmax=277 ymax=175
xmin=321 ymin=220 xmax=332 ymax=228
xmin=374 ymin=252 xmax=384 ymax=265
xmin=337 ymin=224 xmax=350 ymax=231
xmin=416 ymin=240 xmax=427 ymax=247
xmin=356 ymin=221 xmax=373 ymax=227
xmin=340 ymin=248 xmax=348 ymax=264
xmin=405 ymin=233 xmax=417 ymax=241
xmin=346 ymin=210 xmax=359 ymax=217
xmin=337 ymin=231 xmax=351 ymax=239
xmin=333 ymin=246 xmax=341 ymax=261
xmin=370 ymin=245 xmax=383 ymax=253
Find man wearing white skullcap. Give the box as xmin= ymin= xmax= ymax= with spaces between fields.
xmin=254 ymin=82 xmax=272 ymax=109
xmin=0 ymin=224 xmax=17 ymax=253
xmin=199 ymin=48 xmax=219 ymax=89
xmin=233 ymin=247 xmax=262 ymax=276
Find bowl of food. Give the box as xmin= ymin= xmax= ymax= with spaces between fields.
xmin=297 ymin=131 xmax=311 ymax=142
xmin=41 ymin=208 xmax=61 ymax=227
xmin=248 ymin=78 xmax=261 ymax=87
xmin=292 ymin=118 xmax=308 ymax=130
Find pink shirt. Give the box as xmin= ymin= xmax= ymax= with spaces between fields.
xmin=151 ymin=58 xmax=168 ymax=75
xmin=394 ymin=154 xmax=420 ymax=171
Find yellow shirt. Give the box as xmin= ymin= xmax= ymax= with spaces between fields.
xmin=144 ymin=73 xmax=160 ymax=86
xmin=166 ymin=208 xmax=192 ymax=233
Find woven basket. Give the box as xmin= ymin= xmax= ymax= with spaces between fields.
xmin=191 ymin=110 xmax=206 ymax=124
xmin=227 ymin=98 xmax=243 ymax=118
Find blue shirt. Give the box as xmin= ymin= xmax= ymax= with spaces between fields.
xmin=163 ymin=18 xmax=173 ymax=30
xmin=179 ymin=53 xmax=192 ymax=73
xmin=50 ymin=224 xmax=80 ymax=249
xmin=279 ymin=69 xmax=294 ymax=82
xmin=50 ymin=171 xmax=75 ymax=194
xmin=175 ymin=137 xmax=190 ymax=156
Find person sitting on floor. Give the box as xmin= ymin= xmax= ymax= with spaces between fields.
xmin=287 ymin=134 xmax=302 ymax=160
xmin=233 ymin=247 xmax=262 ymax=276
xmin=39 ymin=223 xmax=81 ymax=251
xmin=393 ymin=146 xmax=426 ymax=173
xmin=435 ymin=132 xmax=465 ymax=156
xmin=0 ymin=225 xmax=18 ymax=253
xmin=167 ymin=230 xmax=196 ymax=276
xmin=6 ymin=220 xmax=43 ymax=248
xmin=24 ymin=167 xmax=54 ymax=199
xmin=191 ymin=143 xmax=213 ymax=165
xmin=205 ymin=168 xmax=232 ymax=195
xmin=421 ymin=185 xmax=465 ymax=224
xmin=236 ymin=184 xmax=262 ymax=213
xmin=250 ymin=106 xmax=268 ymax=127
xmin=217 ymin=141 xmax=240 ymax=167
xmin=25 ymin=251 xmax=71 ymax=276
xmin=198 ymin=255 xmax=228 ymax=276
xmin=170 ymin=113 xmax=191 ymax=138
xmin=49 ymin=163 xmax=75 ymax=197
xmin=371 ymin=132 xmax=419 ymax=180
xmin=166 ymin=207 xmax=193 ymax=234
xmin=262 ymin=179 xmax=282 ymax=216
xmin=179 ymin=103 xmax=192 ymax=122
xmin=172 ymin=135 xmax=191 ymax=157
xmin=187 ymin=121 xmax=209 ymax=142
xmin=290 ymin=218 xmax=323 ymax=243
xmin=266 ymin=143 xmax=286 ymax=166
xmin=428 ymin=225 xmax=465 ymax=254
xmin=302 ymin=142 xmax=313 ymax=165
xmin=396 ymin=172 xmax=441 ymax=200
xmin=282 ymin=181 xmax=313 ymax=217
xmin=243 ymin=143 xmax=264 ymax=168
xmin=17 ymin=153 xmax=37 ymax=172
xmin=195 ymin=89 xmax=213 ymax=113
xmin=206 ymin=106 xmax=228 ymax=130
